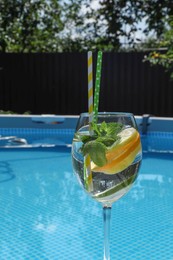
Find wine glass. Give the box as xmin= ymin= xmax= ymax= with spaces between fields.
xmin=71 ymin=112 xmax=142 ymax=260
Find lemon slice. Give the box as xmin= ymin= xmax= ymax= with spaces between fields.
xmin=91 ymin=127 xmax=141 ymax=174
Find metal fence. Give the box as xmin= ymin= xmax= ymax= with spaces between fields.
xmin=0 ymin=52 xmax=172 ymax=117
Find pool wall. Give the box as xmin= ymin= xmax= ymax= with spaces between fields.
xmin=0 ymin=114 xmax=78 ymax=129
xmin=0 ymin=115 xmax=79 ymax=147
xmin=0 ymin=114 xmax=173 ymax=132
xmin=136 ymin=115 xmax=173 ymax=134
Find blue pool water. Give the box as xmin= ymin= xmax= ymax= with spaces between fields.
xmin=0 ymin=131 xmax=173 ymax=260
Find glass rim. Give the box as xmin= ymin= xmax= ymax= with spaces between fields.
xmin=80 ymin=112 xmax=135 ymax=117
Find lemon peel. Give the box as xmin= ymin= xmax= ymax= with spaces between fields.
xmin=91 ymin=127 xmax=141 ymax=174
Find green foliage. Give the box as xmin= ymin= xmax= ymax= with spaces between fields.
xmin=144 ymin=16 xmax=173 ymax=80
xmin=0 ymin=0 xmax=173 ymax=52
xmin=141 ymin=0 xmax=173 ymax=38
xmin=0 ymin=0 xmax=64 ymax=52
xmin=80 ymin=121 xmax=123 ymax=167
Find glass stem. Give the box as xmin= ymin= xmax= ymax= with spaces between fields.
xmin=103 ymin=206 xmax=112 ymax=260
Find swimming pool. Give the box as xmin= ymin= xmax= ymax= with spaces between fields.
xmin=0 ymin=115 xmax=173 ymax=260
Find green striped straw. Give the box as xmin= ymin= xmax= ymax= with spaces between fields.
xmin=94 ymin=51 xmax=103 ymax=122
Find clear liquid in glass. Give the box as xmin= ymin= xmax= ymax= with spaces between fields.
xmin=72 ymin=126 xmax=142 ymax=206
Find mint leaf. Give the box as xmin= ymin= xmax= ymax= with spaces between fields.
xmin=96 ymin=136 xmax=115 ymax=147
xmin=90 ymin=122 xmax=100 ymax=135
xmin=82 ymin=141 xmax=107 ymax=167
xmin=80 ymin=135 xmax=95 ymax=143
xmin=79 ymin=121 xmax=123 ymax=167
xmin=98 ymin=121 xmax=107 ymax=136
xmin=105 ymin=122 xmax=123 ymax=137
xmin=91 ymin=121 xmax=123 ymax=139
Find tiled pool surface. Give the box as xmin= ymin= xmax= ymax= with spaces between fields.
xmin=0 ymin=115 xmax=173 ymax=259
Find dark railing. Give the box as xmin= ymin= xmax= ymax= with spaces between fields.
xmin=0 ymin=52 xmax=172 ymax=117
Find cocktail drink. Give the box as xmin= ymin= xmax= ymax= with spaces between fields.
xmin=72 ymin=50 xmax=142 ymax=260
xmin=72 ymin=113 xmax=141 ymax=205
xmin=72 ymin=112 xmax=142 ymax=259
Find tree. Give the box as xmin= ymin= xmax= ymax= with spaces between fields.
xmin=141 ymin=0 xmax=173 ymax=38
xmin=61 ymin=0 xmax=173 ymax=51
xmin=88 ymin=0 xmax=143 ymax=50
xmin=58 ymin=0 xmax=144 ymax=51
xmin=0 ymin=0 xmax=64 ymax=52
xmin=1 ymin=0 xmax=173 ymax=52
xmin=89 ymin=0 xmax=173 ymax=50
xmin=144 ymin=16 xmax=173 ymax=80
